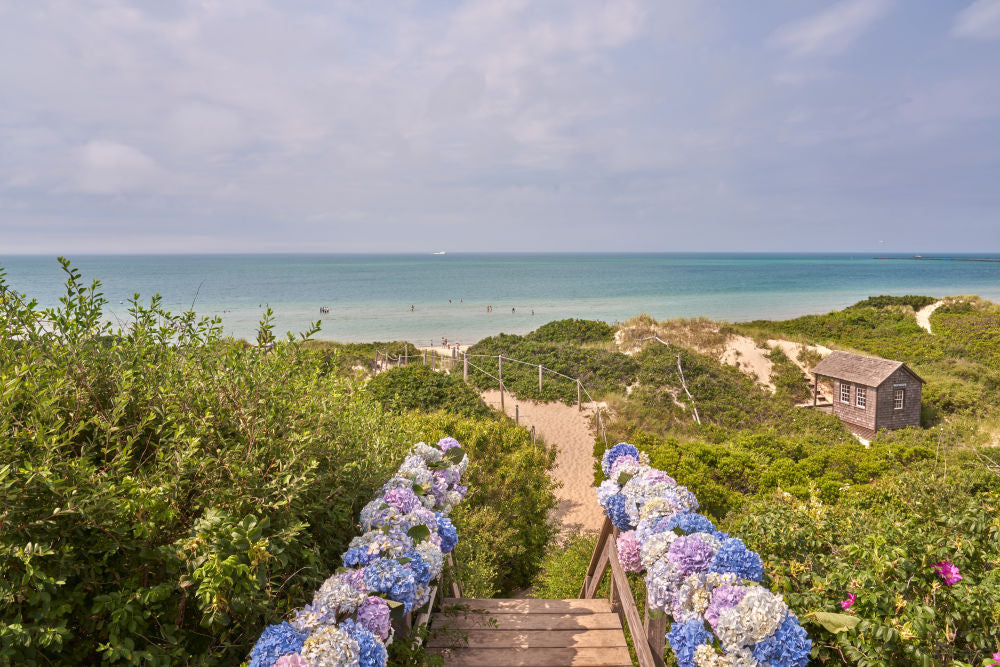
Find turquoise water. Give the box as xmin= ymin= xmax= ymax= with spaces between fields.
xmin=2 ymin=254 xmax=999 ymax=343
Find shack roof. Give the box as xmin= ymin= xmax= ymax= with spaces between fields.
xmin=811 ymin=350 xmax=925 ymax=387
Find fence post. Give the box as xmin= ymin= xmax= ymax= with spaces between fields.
xmin=538 ymin=364 xmax=543 ymax=393
xmin=644 ymin=601 xmax=667 ymax=666
xmin=531 ymin=425 xmax=536 ymax=451
xmin=577 ymin=379 xmax=582 ymax=411
xmin=423 ymin=349 xmax=427 ymax=366
xmin=499 ymin=354 xmax=505 ymax=413
xmin=404 ymin=344 xmax=408 ymax=366
xmin=515 ymin=405 xmax=519 ymax=425
xmin=463 ymin=352 xmax=468 ymax=382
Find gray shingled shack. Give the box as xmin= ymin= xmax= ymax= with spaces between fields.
xmin=811 ymin=351 xmax=924 ymax=439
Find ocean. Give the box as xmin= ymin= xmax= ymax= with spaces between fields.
xmin=2 ymin=253 xmax=999 ymax=343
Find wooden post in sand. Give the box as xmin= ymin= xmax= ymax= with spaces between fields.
xmin=531 ymin=425 xmax=536 ymax=451
xmin=499 ymin=355 xmax=505 ymax=412
xmin=423 ymin=350 xmax=427 ymax=366
xmin=538 ymin=364 xmax=543 ymax=392
xmin=404 ymin=344 xmax=408 ymax=365
xmin=515 ymin=405 xmax=519 ymax=425
xmin=463 ymin=352 xmax=468 ymax=382
xmin=577 ymin=379 xmax=582 ymax=411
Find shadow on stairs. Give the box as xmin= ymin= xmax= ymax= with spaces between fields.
xmin=428 ymin=597 xmax=631 ymax=667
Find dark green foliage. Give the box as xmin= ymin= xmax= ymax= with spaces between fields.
xmin=847 ymin=294 xmax=937 ymax=310
xmin=525 ymin=318 xmax=615 ymax=345
xmin=398 ymin=413 xmax=559 ymax=597
xmin=466 ymin=333 xmax=638 ymax=404
xmin=932 ymin=301 xmax=1000 ymax=371
xmin=726 ymin=468 xmax=1000 ymax=666
xmin=367 ymin=365 xmax=493 ymax=418
xmin=301 ymin=339 xmax=414 ymax=376
xmin=767 ymin=346 xmax=811 ymax=403
xmin=0 ymin=260 xmax=558 ymax=665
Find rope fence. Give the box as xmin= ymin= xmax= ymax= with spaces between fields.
xmin=372 ymin=344 xmax=609 ymax=448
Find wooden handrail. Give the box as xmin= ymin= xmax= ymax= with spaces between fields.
xmin=580 ymin=516 xmax=666 ymax=667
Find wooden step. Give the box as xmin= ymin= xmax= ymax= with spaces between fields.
xmin=440 ymin=597 xmax=613 ymax=614
xmin=430 ymin=598 xmax=631 ymax=666
xmin=430 ymin=647 xmax=632 ymax=667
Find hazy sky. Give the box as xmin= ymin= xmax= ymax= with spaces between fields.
xmin=2 ymin=1 xmax=999 ymax=253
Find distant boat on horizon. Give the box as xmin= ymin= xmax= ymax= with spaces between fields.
xmin=433 ymin=251 xmax=446 ymax=255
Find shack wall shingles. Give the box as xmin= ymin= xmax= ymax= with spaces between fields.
xmin=832 ymin=378 xmax=876 ymax=431
xmin=874 ymin=368 xmax=922 ymax=430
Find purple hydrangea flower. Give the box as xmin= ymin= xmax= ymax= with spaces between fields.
xmin=357 ymin=596 xmax=391 ymax=641
xmin=667 ymin=535 xmax=716 ymax=577
xmin=602 ymin=443 xmax=640 ymax=476
xmin=384 ymin=486 xmax=420 ymax=513
xmin=437 ymin=437 xmax=462 ymax=450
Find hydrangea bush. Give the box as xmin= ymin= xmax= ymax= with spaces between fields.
xmin=597 ymin=443 xmax=811 ymax=667
xmin=249 ymin=438 xmax=469 ymax=667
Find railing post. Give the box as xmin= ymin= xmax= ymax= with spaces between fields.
xmin=423 ymin=349 xmax=427 ymax=366
xmin=608 ymin=528 xmax=620 ymax=612
xmin=577 ymin=379 xmax=582 ymax=411
xmin=531 ymin=425 xmax=536 ymax=451
xmin=499 ymin=354 xmax=505 ymax=413
xmin=538 ymin=364 xmax=543 ymax=392
xmin=463 ymin=352 xmax=468 ymax=382
xmin=644 ymin=601 xmax=667 ymax=666
xmin=404 ymin=344 xmax=408 ymax=365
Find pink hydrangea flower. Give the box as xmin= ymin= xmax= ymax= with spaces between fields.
xmin=617 ymin=531 xmax=642 ymax=572
xmin=932 ymin=561 xmax=963 ymax=586
xmin=274 ymin=655 xmax=308 ymax=667
xmin=840 ymin=593 xmax=856 ymax=610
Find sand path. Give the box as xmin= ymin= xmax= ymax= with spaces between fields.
xmin=718 ymin=335 xmax=833 ymax=402
xmin=480 ymin=389 xmax=605 ymax=536
xmin=915 ymin=301 xmax=943 ymax=334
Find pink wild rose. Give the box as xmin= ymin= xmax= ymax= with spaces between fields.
xmin=932 ymin=561 xmax=963 ymax=586
xmin=840 ymin=593 xmax=856 ymax=610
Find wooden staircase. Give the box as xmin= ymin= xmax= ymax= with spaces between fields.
xmin=428 ymin=597 xmax=631 ymax=667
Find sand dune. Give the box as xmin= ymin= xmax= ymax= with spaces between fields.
xmin=915 ymin=301 xmax=943 ymax=334
xmin=480 ymin=389 xmax=605 ymax=536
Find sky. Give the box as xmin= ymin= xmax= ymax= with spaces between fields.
xmin=1 ymin=0 xmax=999 ymax=254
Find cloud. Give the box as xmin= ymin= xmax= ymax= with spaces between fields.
xmin=74 ymin=140 xmax=165 ymax=195
xmin=770 ymin=0 xmax=893 ymax=57
xmin=953 ymin=0 xmax=1000 ymax=40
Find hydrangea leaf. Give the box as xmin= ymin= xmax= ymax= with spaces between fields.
xmin=407 ymin=525 xmax=431 ymax=542
xmin=808 ymin=612 xmax=860 ymax=634
xmin=444 ymin=447 xmax=465 ymax=465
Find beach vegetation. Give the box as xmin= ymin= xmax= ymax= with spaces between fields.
xmin=524 ymin=318 xmax=615 ymax=345
xmin=847 ymin=294 xmax=937 ymax=310
xmin=0 ymin=260 xmax=556 ymax=665
xmin=366 ymin=365 xmax=493 ymax=418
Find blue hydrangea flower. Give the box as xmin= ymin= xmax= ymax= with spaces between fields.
xmin=709 ymin=538 xmax=764 ymax=582
xmin=436 ymin=513 xmax=458 ymax=553
xmin=666 ymin=619 xmax=714 ymax=667
xmin=344 ymin=547 xmax=375 ymax=567
xmin=249 ymin=622 xmax=306 ymax=667
xmin=605 ymin=493 xmax=634 ymax=531
xmin=751 ymin=613 xmax=812 ymax=667
xmin=602 ymin=443 xmax=640 ymax=476
xmin=402 ymin=550 xmax=432 ymax=586
xmin=667 ymin=512 xmax=716 ymax=535
xmin=341 ymin=619 xmax=388 ymax=667
xmin=364 ymin=557 xmax=418 ymax=612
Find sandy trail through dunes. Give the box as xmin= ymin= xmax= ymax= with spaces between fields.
xmin=480 ymin=389 xmax=605 ymax=536
xmin=915 ymin=301 xmax=943 ymax=334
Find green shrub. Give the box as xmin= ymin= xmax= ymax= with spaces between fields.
xmin=525 ymin=318 xmax=615 ymax=345
xmin=366 ymin=365 xmax=493 ymax=418
xmin=466 ymin=333 xmax=638 ymax=404
xmin=847 ymin=295 xmax=937 ymax=310
xmin=301 ymin=339 xmax=414 ymax=377
xmin=726 ymin=468 xmax=1000 ymax=666
xmin=0 ymin=260 xmax=558 ymax=665
xmin=767 ymin=346 xmax=811 ymax=403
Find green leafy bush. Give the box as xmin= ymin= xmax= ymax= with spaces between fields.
xmin=366 ymin=365 xmax=493 ymax=418
xmin=847 ymin=295 xmax=937 ymax=310
xmin=726 ymin=468 xmax=1000 ymax=666
xmin=0 ymin=260 xmax=558 ymax=665
xmin=525 ymin=318 xmax=615 ymax=345
xmin=466 ymin=333 xmax=638 ymax=404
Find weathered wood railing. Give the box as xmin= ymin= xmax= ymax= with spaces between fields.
xmin=400 ymin=553 xmax=462 ymax=643
xmin=580 ymin=516 xmax=666 ymax=667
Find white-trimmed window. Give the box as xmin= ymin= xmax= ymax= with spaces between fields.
xmin=894 ymin=388 xmax=905 ymax=410
xmin=840 ymin=382 xmax=851 ymax=403
xmin=856 ymin=386 xmax=867 ymax=409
